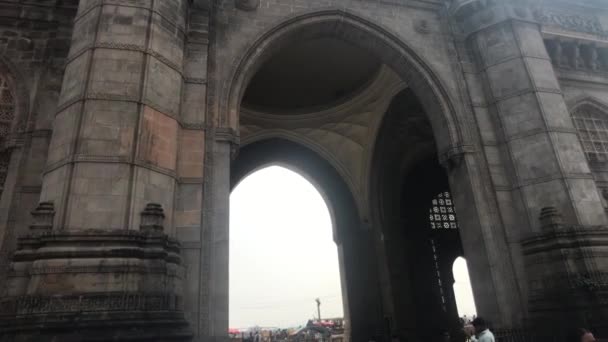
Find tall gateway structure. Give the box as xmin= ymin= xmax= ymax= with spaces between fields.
xmin=1 ymin=0 xmax=608 ymax=341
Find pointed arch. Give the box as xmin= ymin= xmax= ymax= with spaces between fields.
xmin=238 ymin=129 xmax=364 ymax=219
xmin=223 ymin=9 xmax=470 ymax=157
xmin=230 ymin=138 xmax=385 ymax=339
xmin=231 ymin=138 xmax=359 ymax=244
xmin=229 ymin=165 xmax=343 ymax=328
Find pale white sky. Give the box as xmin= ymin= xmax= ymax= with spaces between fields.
xmin=229 ymin=166 xmax=476 ymax=329
xmin=229 ymin=166 xmax=343 ymax=329
xmin=453 ymin=257 xmax=477 ymax=318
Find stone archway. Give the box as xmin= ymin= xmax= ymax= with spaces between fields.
xmin=223 ymin=9 xmax=466 ymax=155
xmin=202 ymin=9 xmax=524 ymax=341
xmin=231 ymin=138 xmax=385 ymax=340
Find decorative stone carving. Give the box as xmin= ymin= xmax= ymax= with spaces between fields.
xmin=545 ymin=38 xmax=608 ymax=72
xmin=439 ymin=145 xmax=475 ymax=171
xmin=235 ymin=0 xmax=259 ymax=11
xmin=539 ymin=206 xmax=563 ymax=232
xmin=534 ymin=10 xmax=606 ymax=36
xmin=28 ymin=201 xmax=54 ymax=234
xmin=522 ymin=223 xmax=608 ymax=331
xmin=1 ymin=229 xmax=189 ymax=341
xmin=1 ymin=293 xmax=181 ymax=316
xmin=140 ymin=202 xmax=165 ymax=233
xmin=414 ymin=19 xmax=430 ymax=34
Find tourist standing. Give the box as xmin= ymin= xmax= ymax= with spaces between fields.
xmin=465 ymin=317 xmax=495 ymax=342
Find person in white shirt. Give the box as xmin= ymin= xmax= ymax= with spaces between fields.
xmin=466 ymin=317 xmax=495 ymax=342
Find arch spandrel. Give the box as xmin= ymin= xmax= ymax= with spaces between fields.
xmin=221 ymin=9 xmax=473 ymax=158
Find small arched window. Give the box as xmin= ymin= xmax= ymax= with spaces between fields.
xmin=572 ymin=104 xmax=608 ymax=164
xmin=0 ymin=71 xmax=15 ymax=196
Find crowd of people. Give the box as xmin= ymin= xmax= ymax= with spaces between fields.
xmin=232 ymin=316 xmax=601 ymax=342
xmin=230 ymin=319 xmax=345 ymax=342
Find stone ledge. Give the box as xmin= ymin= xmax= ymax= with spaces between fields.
xmin=0 ymin=310 xmax=192 ymax=341
xmin=0 ymin=227 xmax=192 ymax=341
xmin=13 ymin=229 xmax=181 ymax=263
xmin=522 ymin=225 xmax=608 ymax=254
xmin=0 ymin=292 xmax=183 ymax=316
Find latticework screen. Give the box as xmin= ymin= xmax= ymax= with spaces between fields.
xmin=429 ymin=191 xmax=458 ymax=230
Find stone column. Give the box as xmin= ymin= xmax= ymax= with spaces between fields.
xmin=380 ymin=217 xmax=418 ymax=339
xmin=200 ymin=134 xmax=233 ymax=341
xmin=42 ymin=0 xmax=187 ymax=233
xmin=451 ymin=0 xmax=608 ymax=333
xmin=338 ymin=228 xmax=386 ymax=342
xmin=176 ymin=5 xmax=210 ymax=337
xmin=0 ymin=1 xmax=193 ymax=340
xmin=454 ymin=1 xmax=606 ymax=231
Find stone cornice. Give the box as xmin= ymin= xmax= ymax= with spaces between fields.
xmin=14 ymin=229 xmax=182 ymax=263
xmin=74 ymin=1 xmax=187 ymax=34
xmin=522 ymin=226 xmax=608 ymax=254
xmin=453 ymin=2 xmax=538 ymax=37
xmin=355 ymin=0 xmax=444 ymax=12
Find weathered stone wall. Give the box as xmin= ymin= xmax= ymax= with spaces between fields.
xmin=1 ymin=0 xmax=608 ymax=340
xmin=535 ymin=2 xmax=608 ymax=212
xmin=0 ymin=0 xmax=78 ymax=287
xmin=210 ymin=0 xmax=466 ymax=148
xmin=200 ymin=1 xmax=532 ymax=340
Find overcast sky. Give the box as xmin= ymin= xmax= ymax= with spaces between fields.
xmin=229 ymin=166 xmax=476 ymax=329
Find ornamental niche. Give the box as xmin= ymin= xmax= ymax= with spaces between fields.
xmin=0 ymin=71 xmax=14 ymax=197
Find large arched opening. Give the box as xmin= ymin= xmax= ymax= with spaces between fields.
xmin=229 ymin=164 xmax=343 ymax=330
xmin=206 ymin=9 xmax=523 ymax=342
xmin=231 ymin=138 xmax=381 ymax=339
xmin=368 ymin=89 xmax=479 ymax=340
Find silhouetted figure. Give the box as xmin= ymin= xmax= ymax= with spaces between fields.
xmin=567 ymin=328 xmax=596 ymax=342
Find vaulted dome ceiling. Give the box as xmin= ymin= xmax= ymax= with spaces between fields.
xmin=242 ymin=37 xmax=381 ymax=113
